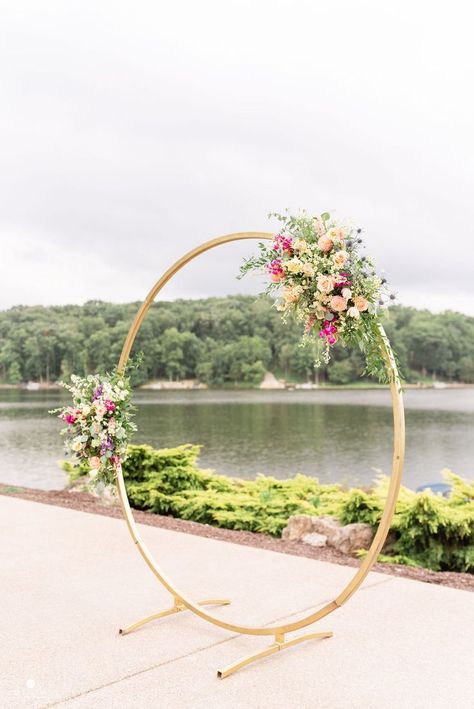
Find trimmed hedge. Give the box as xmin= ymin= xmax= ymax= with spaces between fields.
xmin=69 ymin=443 xmax=474 ymax=573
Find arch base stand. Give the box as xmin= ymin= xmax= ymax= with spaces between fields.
xmin=118 ymin=592 xmax=333 ymax=679
xmin=118 ymin=597 xmax=231 ymax=636
xmin=216 ymin=629 xmax=333 ymax=679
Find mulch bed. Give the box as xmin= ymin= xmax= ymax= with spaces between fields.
xmin=1 ymin=483 xmax=473 ymax=593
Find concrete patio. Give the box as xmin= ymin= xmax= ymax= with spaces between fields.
xmin=1 ymin=495 xmax=473 ymax=709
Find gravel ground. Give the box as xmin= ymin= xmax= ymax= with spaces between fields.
xmin=1 ymin=483 xmax=472 ymax=593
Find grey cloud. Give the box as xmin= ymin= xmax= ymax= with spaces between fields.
xmin=0 ymin=0 xmax=473 ymax=313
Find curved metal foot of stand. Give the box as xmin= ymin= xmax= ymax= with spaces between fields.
xmin=119 ymin=597 xmax=231 ymax=636
xmin=217 ymin=630 xmax=334 ymax=679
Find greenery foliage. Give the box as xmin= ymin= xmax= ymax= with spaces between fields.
xmin=1 ymin=297 xmax=474 ymax=385
xmin=68 ymin=443 xmax=474 ymax=573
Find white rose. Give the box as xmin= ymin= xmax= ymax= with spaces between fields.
xmin=347 ymin=306 xmax=360 ymax=319
xmin=342 ymin=288 xmax=352 ymax=299
xmin=285 ymin=258 xmax=303 ymax=274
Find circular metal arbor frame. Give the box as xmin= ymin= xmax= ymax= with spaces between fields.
xmin=116 ymin=232 xmax=405 ymax=678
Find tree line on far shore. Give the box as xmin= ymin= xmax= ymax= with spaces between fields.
xmin=0 ymin=296 xmax=473 ymax=386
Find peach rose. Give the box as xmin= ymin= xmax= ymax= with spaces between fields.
xmin=354 ymin=296 xmax=369 ymax=312
xmin=270 ymin=272 xmax=284 ymax=283
xmin=283 ymin=286 xmax=302 ymax=303
xmin=317 ymin=274 xmax=334 ymax=293
xmin=293 ymin=238 xmax=309 ymax=254
xmin=330 ymin=295 xmax=348 ymax=312
xmin=89 ymin=456 xmax=101 ymax=469
xmin=332 ymin=250 xmax=347 ymax=268
xmin=301 ymin=262 xmax=315 ymax=277
xmin=317 ymin=235 xmax=334 ymax=253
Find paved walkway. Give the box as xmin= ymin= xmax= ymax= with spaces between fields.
xmin=1 ymin=495 xmax=473 ymax=709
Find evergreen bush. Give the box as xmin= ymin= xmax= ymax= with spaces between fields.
xmin=68 ymin=444 xmax=474 ymax=573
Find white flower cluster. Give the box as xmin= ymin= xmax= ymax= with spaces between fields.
xmin=51 ymin=369 xmax=136 ymax=486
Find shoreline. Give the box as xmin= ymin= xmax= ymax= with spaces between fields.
xmin=1 ymin=482 xmax=472 ymax=593
xmin=1 ymin=381 xmax=472 ymax=392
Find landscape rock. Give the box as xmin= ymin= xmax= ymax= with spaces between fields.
xmin=331 ymin=522 xmax=375 ymax=554
xmin=382 ymin=530 xmax=398 ymax=552
xmin=281 ymin=514 xmax=375 ymax=555
xmin=310 ymin=515 xmax=342 ymax=544
xmin=281 ymin=514 xmax=315 ymax=541
xmin=302 ymin=532 xmax=327 ymax=547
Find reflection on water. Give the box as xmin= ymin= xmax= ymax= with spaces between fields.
xmin=0 ymin=388 xmax=473 ymax=491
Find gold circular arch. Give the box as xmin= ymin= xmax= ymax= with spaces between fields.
xmin=116 ymin=232 xmax=405 ymax=678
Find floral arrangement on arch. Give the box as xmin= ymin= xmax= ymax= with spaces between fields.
xmin=50 ymin=366 xmax=137 ymax=486
xmin=240 ymin=211 xmax=397 ymax=381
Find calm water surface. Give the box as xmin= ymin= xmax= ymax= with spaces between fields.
xmin=0 ymin=388 xmax=473 ymax=490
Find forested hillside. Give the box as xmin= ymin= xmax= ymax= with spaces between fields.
xmin=1 ymin=297 xmax=473 ymax=385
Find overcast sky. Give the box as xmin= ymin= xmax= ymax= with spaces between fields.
xmin=1 ymin=1 xmax=473 ymax=314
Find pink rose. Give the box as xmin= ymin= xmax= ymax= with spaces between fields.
xmin=354 ymin=296 xmax=369 ymax=312
xmin=330 ymin=295 xmax=348 ymax=312
xmin=317 ymin=235 xmax=334 ymax=253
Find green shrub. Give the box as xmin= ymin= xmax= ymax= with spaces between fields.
xmin=64 ymin=444 xmax=474 ymax=573
xmin=339 ymin=470 xmax=474 ymax=572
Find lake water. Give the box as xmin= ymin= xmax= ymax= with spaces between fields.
xmin=0 ymin=388 xmax=473 ymax=491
